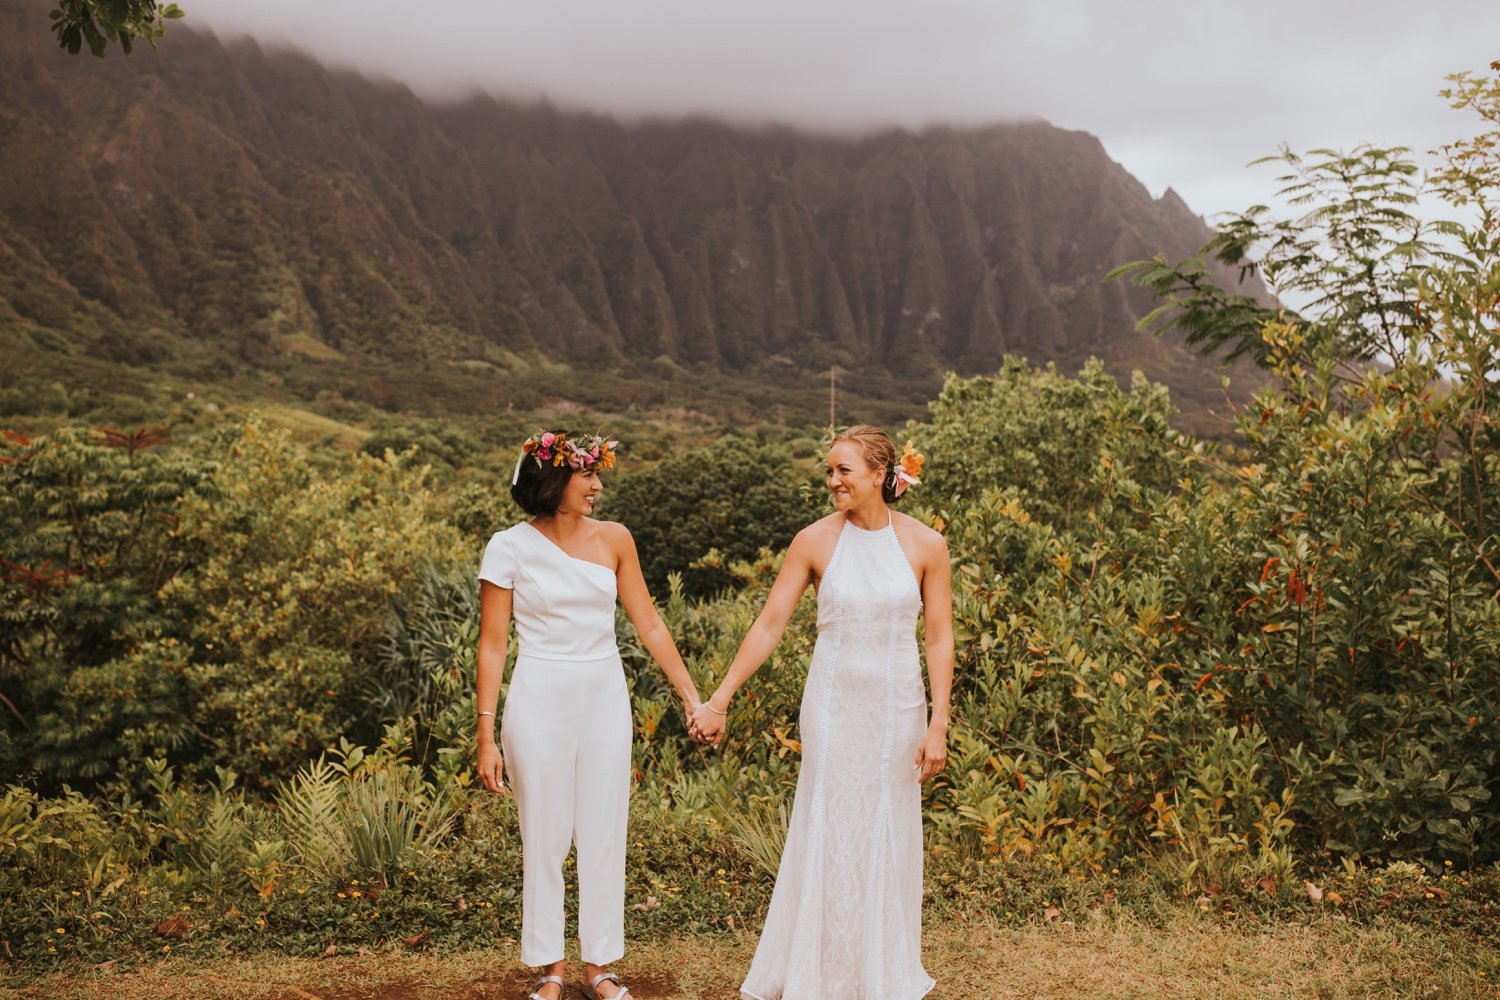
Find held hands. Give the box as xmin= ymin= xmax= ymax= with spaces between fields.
xmin=915 ymin=722 xmax=948 ymax=782
xmin=688 ymin=697 xmax=728 ymax=746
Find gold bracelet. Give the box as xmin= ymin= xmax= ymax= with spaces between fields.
xmin=701 ymin=702 xmax=727 ymax=716
xmin=478 ymin=710 xmax=496 ymax=719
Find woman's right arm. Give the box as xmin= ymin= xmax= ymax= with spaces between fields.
xmin=476 ymin=580 xmax=513 ymax=793
xmin=690 ymin=528 xmax=818 ymax=743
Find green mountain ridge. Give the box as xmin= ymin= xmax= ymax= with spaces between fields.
xmin=0 ymin=0 xmax=1263 ymax=423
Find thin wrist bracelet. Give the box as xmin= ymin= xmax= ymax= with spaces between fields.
xmin=702 ymin=702 xmax=727 ymax=716
xmin=478 ymin=710 xmax=496 ymax=719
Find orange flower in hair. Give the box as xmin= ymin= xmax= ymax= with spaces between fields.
xmin=893 ymin=441 xmax=924 ymax=497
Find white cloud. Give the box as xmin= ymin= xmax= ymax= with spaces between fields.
xmin=182 ymin=0 xmax=1498 ymax=219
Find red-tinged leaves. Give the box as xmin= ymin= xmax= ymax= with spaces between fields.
xmin=1259 ymin=556 xmax=1279 ymax=583
xmin=401 ymin=929 xmax=431 ymax=948
xmin=154 ymin=915 xmax=189 ymax=938
xmin=1 ymin=558 xmax=85 ymax=596
xmin=1256 ymin=876 xmax=1278 ymax=894
xmin=0 ymin=429 xmax=32 ymax=465
xmin=96 ymin=425 xmax=172 ymax=455
xmin=1287 ymin=568 xmax=1307 ymax=606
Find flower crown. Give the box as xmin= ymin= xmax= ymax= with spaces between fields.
xmin=511 ymin=431 xmax=618 ymax=485
xmin=890 ymin=440 xmax=924 ymax=498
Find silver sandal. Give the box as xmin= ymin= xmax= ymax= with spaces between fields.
xmin=584 ymin=971 xmax=632 ymax=1000
xmin=528 ymin=975 xmax=568 ymax=1000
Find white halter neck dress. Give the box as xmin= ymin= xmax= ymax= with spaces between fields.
xmin=741 ymin=514 xmax=935 ymax=1000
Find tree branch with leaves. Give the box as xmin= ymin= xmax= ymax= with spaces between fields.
xmin=50 ymin=0 xmax=184 ymax=58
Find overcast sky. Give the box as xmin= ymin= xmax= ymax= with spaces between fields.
xmin=185 ymin=0 xmax=1497 ymax=221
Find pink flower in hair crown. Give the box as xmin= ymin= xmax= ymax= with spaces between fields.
xmin=512 ymin=431 xmax=619 ymax=485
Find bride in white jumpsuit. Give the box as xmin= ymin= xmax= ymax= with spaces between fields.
xmin=476 ymin=431 xmax=705 ymax=1000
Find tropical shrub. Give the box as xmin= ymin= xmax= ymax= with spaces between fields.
xmin=1 ymin=420 xmax=463 ymax=791
xmin=603 ymin=437 xmax=826 ymax=598
xmin=0 ymin=425 xmax=213 ymax=785
xmin=158 ymin=422 xmax=463 ymax=785
xmin=914 ymin=357 xmax=1180 ymax=529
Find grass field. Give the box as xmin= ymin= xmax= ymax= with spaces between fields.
xmin=6 ymin=911 xmax=1497 ymax=1000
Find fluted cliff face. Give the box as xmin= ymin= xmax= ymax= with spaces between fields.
xmin=0 ymin=0 xmax=1254 ymax=392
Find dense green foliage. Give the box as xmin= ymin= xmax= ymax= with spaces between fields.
xmin=0 ymin=426 xmax=210 ymax=782
xmin=918 ymin=357 xmax=1179 ymax=526
xmin=3 ymin=761 xmax=1495 ymax=969
xmin=0 ymin=421 xmax=461 ymax=790
xmin=603 ymin=437 xmax=828 ymax=598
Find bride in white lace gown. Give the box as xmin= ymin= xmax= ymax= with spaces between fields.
xmin=690 ymin=426 xmax=953 ymax=1000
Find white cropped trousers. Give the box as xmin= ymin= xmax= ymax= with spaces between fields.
xmin=501 ymin=651 xmax=633 ymax=967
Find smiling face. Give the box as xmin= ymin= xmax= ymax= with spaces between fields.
xmin=555 ymin=467 xmax=602 ymax=516
xmin=825 ymin=440 xmax=886 ymax=511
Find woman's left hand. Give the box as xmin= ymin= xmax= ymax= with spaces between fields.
xmin=682 ymin=695 xmax=711 ymax=745
xmin=915 ymin=724 xmax=948 ymax=781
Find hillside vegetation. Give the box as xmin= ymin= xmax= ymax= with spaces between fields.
xmin=0 ymin=0 xmax=1262 ymax=432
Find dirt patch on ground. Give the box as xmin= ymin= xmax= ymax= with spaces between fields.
xmin=264 ymin=968 xmax=681 ymax=1000
xmin=10 ymin=920 xmax=1499 ymax=999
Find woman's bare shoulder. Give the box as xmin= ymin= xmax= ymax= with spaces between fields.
xmin=793 ymin=513 xmax=844 ymax=545
xmin=594 ymin=518 xmax=633 ymax=540
xmin=592 ymin=518 xmax=636 ymax=555
xmin=780 ymin=513 xmax=838 ymax=564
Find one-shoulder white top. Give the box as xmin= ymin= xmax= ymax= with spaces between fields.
xmin=478 ymin=521 xmax=619 ymax=661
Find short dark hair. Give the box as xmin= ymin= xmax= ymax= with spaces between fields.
xmin=510 ymin=429 xmax=576 ymax=517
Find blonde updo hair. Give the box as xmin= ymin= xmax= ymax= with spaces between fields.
xmin=831 ymin=424 xmax=904 ymax=503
